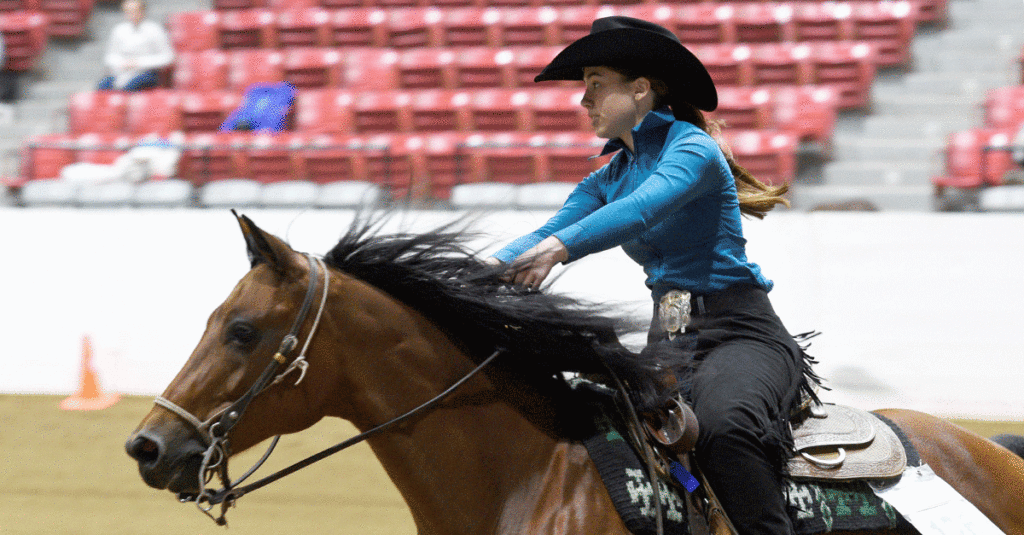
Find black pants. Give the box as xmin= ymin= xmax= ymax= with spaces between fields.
xmin=650 ymin=284 xmax=807 ymax=535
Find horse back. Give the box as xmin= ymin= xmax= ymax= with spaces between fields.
xmin=875 ymin=408 xmax=1024 ymax=535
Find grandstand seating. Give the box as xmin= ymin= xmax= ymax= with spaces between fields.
xmin=39 ymin=0 xmax=92 ymax=38
xmin=17 ymin=0 xmax=952 ymax=207
xmin=0 ymin=11 xmax=49 ymax=71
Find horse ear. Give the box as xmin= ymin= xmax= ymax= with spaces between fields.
xmin=232 ymin=210 xmax=297 ymax=272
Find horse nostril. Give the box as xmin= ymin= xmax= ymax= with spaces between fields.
xmin=126 ymin=435 xmax=161 ymax=464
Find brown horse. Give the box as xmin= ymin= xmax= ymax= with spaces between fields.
xmin=127 ymin=214 xmax=1024 ymax=534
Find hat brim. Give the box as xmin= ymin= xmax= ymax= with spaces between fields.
xmin=534 ymin=29 xmax=718 ymax=112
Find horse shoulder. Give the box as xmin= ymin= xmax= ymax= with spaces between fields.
xmin=495 ymin=441 xmax=630 ymax=535
xmin=875 ymin=408 xmax=1024 ymax=534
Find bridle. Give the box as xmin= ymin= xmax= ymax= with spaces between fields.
xmin=151 ymin=253 xmax=503 ymax=526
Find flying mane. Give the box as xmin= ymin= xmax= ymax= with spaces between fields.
xmin=322 ymin=215 xmax=684 ymax=413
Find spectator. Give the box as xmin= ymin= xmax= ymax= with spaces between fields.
xmin=98 ymin=0 xmax=174 ymax=92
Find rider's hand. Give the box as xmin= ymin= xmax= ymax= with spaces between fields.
xmin=508 ymin=236 xmax=568 ymax=290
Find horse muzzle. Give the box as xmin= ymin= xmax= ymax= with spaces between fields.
xmin=126 ymin=428 xmax=205 ymax=495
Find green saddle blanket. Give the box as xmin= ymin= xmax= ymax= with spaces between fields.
xmin=576 ymin=383 xmax=917 ymax=535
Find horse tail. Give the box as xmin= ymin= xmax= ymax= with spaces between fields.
xmin=990 ymin=433 xmax=1024 ymax=459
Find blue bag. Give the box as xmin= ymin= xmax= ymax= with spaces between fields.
xmin=220 ymin=82 xmax=296 ymax=132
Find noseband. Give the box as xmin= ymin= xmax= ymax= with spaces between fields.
xmin=150 ymin=253 xmax=504 ymax=526
xmin=153 ymin=253 xmax=330 ymax=524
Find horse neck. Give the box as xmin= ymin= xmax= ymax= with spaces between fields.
xmin=320 ymin=282 xmax=571 ymax=534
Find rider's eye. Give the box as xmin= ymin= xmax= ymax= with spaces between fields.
xmin=226 ymin=321 xmax=260 ymax=349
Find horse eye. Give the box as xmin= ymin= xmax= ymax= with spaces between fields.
xmin=226 ymin=321 xmax=260 ymax=348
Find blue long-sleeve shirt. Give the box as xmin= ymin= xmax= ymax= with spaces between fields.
xmin=493 ymin=107 xmax=772 ymax=302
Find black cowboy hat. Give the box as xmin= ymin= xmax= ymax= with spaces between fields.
xmin=534 ymin=16 xmax=718 ymax=112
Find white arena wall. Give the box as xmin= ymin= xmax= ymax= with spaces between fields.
xmin=1 ymin=208 xmax=1022 ymax=421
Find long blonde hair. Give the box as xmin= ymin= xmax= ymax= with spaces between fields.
xmin=619 ymin=69 xmax=790 ymax=219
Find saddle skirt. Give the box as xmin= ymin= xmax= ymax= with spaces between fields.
xmin=787 ymin=404 xmax=907 ymax=481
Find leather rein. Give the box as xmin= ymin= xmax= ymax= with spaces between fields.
xmin=152 ymin=253 xmax=504 ymax=525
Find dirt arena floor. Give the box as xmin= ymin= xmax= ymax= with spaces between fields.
xmin=3 ymin=394 xmax=1023 ymax=535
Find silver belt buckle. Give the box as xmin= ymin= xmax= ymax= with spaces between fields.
xmin=659 ymin=289 xmax=691 ymax=340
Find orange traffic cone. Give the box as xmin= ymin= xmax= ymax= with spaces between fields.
xmin=60 ymin=335 xmax=120 ymax=411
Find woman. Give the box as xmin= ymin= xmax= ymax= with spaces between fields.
xmin=487 ymin=16 xmax=818 ymax=535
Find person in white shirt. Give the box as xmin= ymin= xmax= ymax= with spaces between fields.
xmin=97 ymin=0 xmax=174 ymax=91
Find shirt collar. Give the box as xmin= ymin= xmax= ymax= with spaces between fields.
xmin=598 ymin=106 xmax=676 ymax=157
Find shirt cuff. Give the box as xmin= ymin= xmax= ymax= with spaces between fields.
xmin=553 ymin=224 xmax=587 ymax=263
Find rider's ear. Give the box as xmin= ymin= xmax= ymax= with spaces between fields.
xmin=232 ymin=210 xmax=299 ymax=274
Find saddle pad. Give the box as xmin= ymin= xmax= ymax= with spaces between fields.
xmin=788 ymin=409 xmax=907 ymax=480
xmin=785 ymin=416 xmax=921 ymax=535
xmin=792 ymin=404 xmax=876 ymax=450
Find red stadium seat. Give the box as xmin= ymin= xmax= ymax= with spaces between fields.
xmin=466 ymin=88 xmax=530 ymax=131
xmin=282 ymin=47 xmax=344 ymax=88
xmin=168 ymin=11 xmax=219 ymax=52
xmin=173 ymin=50 xmax=230 ymax=91
xmin=407 ymin=89 xmax=470 ymax=132
xmin=218 ymin=9 xmax=276 ymax=49
xmin=228 ymin=49 xmax=285 ymax=90
xmin=790 ymin=3 xmax=852 ymax=42
xmin=406 ymin=132 xmax=464 ymax=199
xmin=396 ymin=48 xmax=457 ymax=89
xmin=708 ymin=87 xmax=773 ymax=131
xmin=276 ymin=8 xmax=331 ymax=48
xmin=850 ymin=1 xmax=914 ymax=66
xmin=539 ymin=131 xmax=605 ymax=181
xmin=214 ymin=0 xmax=269 ymax=10
xmin=21 ymin=134 xmax=74 ymax=181
xmin=461 ymin=132 xmax=546 ymax=185
xmin=749 ymin=43 xmax=811 ymax=87
xmin=555 ymin=6 xmax=611 ymax=45
xmin=721 ymin=130 xmax=797 ymax=186
xmin=360 ymin=134 xmax=417 ymax=200
xmin=806 ymin=42 xmax=877 ymax=109
xmin=0 ymin=0 xmax=41 ymax=11
xmin=694 ymin=44 xmax=753 ymax=87
xmin=342 ymin=48 xmax=400 ymax=90
xmin=39 ymin=0 xmax=91 ymax=38
xmin=294 ymin=89 xmax=354 ymax=133
xmin=350 ymin=91 xmax=414 ymax=133
xmin=769 ymin=85 xmax=839 ymax=145
xmin=319 ymin=0 xmax=363 ymax=9
xmin=439 ymin=7 xmax=498 ymax=47
xmin=984 ymin=86 xmax=1024 ymax=129
xmin=293 ymin=133 xmax=371 ymax=184
xmin=0 ymin=11 xmax=48 ymax=71
xmin=934 ymin=128 xmax=1013 ymax=189
xmin=74 ymin=133 xmax=135 ymax=165
xmin=671 ymin=4 xmax=735 ymax=46
xmin=68 ymin=91 xmax=127 ymax=134
xmin=530 ymin=88 xmax=587 ymax=132
xmin=328 ymin=8 xmax=387 ymax=47
xmin=733 ymin=4 xmax=790 ymax=44
xmin=180 ymin=92 xmax=242 ymax=133
xmin=510 ymin=46 xmax=561 ymax=87
xmin=499 ymin=6 xmax=559 ymax=46
xmin=384 ymin=7 xmax=444 ymax=48
xmin=124 ymin=90 xmax=183 ymax=135
xmin=244 ymin=133 xmax=302 ymax=183
xmin=453 ymin=47 xmax=513 ymax=88
xmin=177 ymin=132 xmax=249 ymax=184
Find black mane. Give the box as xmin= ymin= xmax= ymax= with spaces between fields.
xmin=323 ymin=214 xmax=683 ymax=412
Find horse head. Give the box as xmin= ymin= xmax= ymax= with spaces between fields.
xmin=126 ymin=213 xmax=337 ymax=498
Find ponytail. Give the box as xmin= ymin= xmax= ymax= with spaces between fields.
xmin=670 ymin=101 xmax=790 ymax=219
xmin=613 ymin=67 xmax=790 ymax=218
